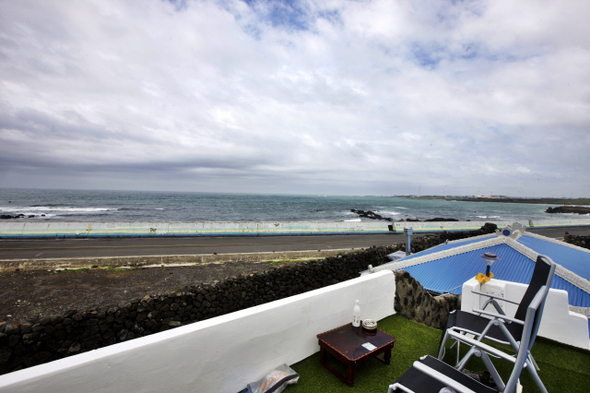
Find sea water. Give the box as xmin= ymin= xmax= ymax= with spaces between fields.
xmin=0 ymin=188 xmax=584 ymax=223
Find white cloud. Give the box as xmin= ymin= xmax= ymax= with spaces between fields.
xmin=0 ymin=0 xmax=589 ymax=197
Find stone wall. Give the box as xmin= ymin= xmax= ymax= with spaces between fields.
xmin=393 ymin=270 xmax=460 ymax=329
xmin=0 ymin=246 xmax=398 ymax=374
xmin=0 ymin=225 xmax=497 ymax=375
xmin=564 ymin=233 xmax=590 ymax=250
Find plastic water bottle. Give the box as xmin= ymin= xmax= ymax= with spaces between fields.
xmin=352 ymin=300 xmax=361 ymax=327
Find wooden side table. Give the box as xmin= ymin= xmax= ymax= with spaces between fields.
xmin=316 ymin=323 xmax=396 ymax=387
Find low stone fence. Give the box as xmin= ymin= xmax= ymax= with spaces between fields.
xmin=564 ymin=233 xmax=590 ymax=250
xmin=0 ymin=246 xmax=397 ymax=374
xmin=0 ymin=225 xmax=499 ymax=375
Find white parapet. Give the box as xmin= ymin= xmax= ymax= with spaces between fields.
xmin=462 ymin=278 xmax=590 ymax=350
xmin=0 ymin=270 xmax=396 ymax=393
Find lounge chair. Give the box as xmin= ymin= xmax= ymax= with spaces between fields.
xmin=387 ymin=283 xmax=551 ymax=393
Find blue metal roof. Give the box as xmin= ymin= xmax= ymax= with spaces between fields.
xmin=517 ymin=235 xmax=590 ymax=280
xmin=402 ymin=235 xmax=495 ymax=262
xmin=398 ymin=232 xmax=590 ymax=308
xmin=403 ymin=243 xmax=534 ymax=295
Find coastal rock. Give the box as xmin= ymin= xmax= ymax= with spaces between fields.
xmin=0 ymin=214 xmax=41 ymax=219
xmin=564 ymin=233 xmax=590 ymax=250
xmin=350 ymin=209 xmax=393 ymax=221
xmin=0 ymin=214 xmax=25 ymax=220
xmin=545 ymin=206 xmax=590 ymax=215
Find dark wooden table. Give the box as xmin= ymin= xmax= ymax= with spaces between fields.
xmin=317 ymin=323 xmax=397 ymax=386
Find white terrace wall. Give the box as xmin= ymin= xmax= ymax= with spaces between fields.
xmin=462 ymin=278 xmax=590 ymax=350
xmin=0 ymin=270 xmax=396 ymax=393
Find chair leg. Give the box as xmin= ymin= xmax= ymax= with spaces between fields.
xmin=524 ymin=359 xmax=549 ymax=393
xmin=438 ymin=330 xmax=451 ymax=360
xmin=528 ymin=352 xmax=540 ymax=371
xmin=480 ymin=350 xmax=506 ymax=391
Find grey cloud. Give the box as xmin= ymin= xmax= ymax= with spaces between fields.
xmin=0 ymin=0 xmax=589 ymax=197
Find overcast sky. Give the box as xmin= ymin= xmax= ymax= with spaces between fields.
xmin=1 ymin=0 xmax=589 ymax=197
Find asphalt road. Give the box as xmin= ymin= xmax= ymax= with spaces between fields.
xmin=1 ymin=226 xmax=588 ymax=260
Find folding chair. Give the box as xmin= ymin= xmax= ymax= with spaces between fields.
xmin=388 ymin=284 xmax=550 ymax=393
xmin=437 ymin=255 xmax=555 ymax=392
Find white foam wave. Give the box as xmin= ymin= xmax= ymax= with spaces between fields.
xmin=374 ymin=210 xmax=401 ymax=217
xmin=0 ymin=206 xmax=116 ymax=215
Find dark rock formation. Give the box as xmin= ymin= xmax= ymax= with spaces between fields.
xmin=350 ymin=209 xmax=460 ymax=222
xmin=564 ymin=232 xmax=590 ymax=250
xmin=0 ymin=214 xmax=25 ymax=220
xmin=0 ymin=214 xmax=42 ymax=219
xmin=350 ymin=209 xmax=393 ymax=221
xmin=546 ymin=206 xmax=590 ymax=215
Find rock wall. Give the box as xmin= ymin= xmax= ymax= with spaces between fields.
xmin=564 ymin=233 xmax=590 ymax=250
xmin=0 ymin=225 xmax=497 ymax=375
xmin=393 ymin=270 xmax=460 ymax=329
xmin=0 ymin=246 xmax=398 ymax=374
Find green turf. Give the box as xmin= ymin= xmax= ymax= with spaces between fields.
xmin=288 ymin=314 xmax=590 ymax=392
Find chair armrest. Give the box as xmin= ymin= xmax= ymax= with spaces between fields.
xmin=471 ymin=290 xmax=520 ymax=305
xmin=446 ymin=330 xmax=518 ymax=364
xmin=472 ymin=309 xmax=525 ymax=325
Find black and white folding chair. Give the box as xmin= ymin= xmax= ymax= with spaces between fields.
xmin=439 ymin=255 xmax=555 ymax=363
xmin=388 ymin=284 xmax=551 ymax=393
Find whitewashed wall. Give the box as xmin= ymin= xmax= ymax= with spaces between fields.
xmin=462 ymin=278 xmax=589 ymax=350
xmin=0 ymin=270 xmax=396 ymax=393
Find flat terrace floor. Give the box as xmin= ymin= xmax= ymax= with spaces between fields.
xmin=288 ymin=315 xmax=590 ymax=393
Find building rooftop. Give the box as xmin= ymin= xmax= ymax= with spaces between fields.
xmin=375 ymin=223 xmax=590 ymax=311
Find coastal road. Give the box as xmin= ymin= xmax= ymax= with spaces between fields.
xmin=0 ymin=226 xmax=588 ymax=260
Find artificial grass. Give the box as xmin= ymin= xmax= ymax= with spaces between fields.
xmin=288 ymin=314 xmax=590 ymax=392
xmin=289 ymin=315 xmax=441 ymax=393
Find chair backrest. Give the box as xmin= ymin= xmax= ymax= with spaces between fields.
xmin=505 ymin=284 xmax=549 ymax=392
xmin=514 ymin=254 xmax=556 ymax=322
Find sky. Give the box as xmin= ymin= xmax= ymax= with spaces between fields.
xmin=1 ymin=0 xmax=589 ymax=198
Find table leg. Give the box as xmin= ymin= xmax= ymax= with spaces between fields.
xmin=374 ymin=344 xmax=393 ymax=365
xmin=384 ymin=345 xmax=392 ymax=365
xmin=346 ymin=364 xmax=355 ymax=386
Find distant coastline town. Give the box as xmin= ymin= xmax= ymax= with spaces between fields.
xmin=394 ymin=195 xmax=590 ymax=215
xmin=396 ymin=195 xmax=590 ymax=205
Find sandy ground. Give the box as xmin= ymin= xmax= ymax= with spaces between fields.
xmin=0 ymin=261 xmax=293 ymax=323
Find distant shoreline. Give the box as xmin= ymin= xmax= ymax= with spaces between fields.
xmin=396 ymin=196 xmax=590 ymax=205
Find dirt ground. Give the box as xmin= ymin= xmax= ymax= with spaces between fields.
xmin=0 ymin=261 xmax=293 ymax=323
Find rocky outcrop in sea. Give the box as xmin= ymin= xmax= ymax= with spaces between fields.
xmin=545 ymin=206 xmax=590 ymax=215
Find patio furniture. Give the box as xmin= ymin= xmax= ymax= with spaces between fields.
xmin=438 ymin=254 xmax=555 ymax=389
xmin=388 ymin=284 xmax=551 ymax=393
xmin=317 ymin=323 xmax=396 ymax=386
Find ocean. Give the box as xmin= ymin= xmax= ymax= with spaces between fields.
xmin=0 ymin=188 xmax=585 ymax=224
